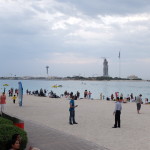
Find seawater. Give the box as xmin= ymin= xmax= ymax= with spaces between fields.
xmin=0 ymin=80 xmax=150 ymax=100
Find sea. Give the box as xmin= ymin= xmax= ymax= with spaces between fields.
xmin=0 ymin=80 xmax=150 ymax=100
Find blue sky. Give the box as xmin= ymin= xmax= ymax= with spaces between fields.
xmin=0 ymin=0 xmax=150 ymax=79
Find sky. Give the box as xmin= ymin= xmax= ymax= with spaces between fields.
xmin=0 ymin=0 xmax=150 ymax=79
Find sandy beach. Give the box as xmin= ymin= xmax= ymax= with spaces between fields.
xmin=4 ymin=95 xmax=150 ymax=150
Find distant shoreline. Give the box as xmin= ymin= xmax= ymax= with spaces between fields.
xmin=0 ymin=76 xmax=143 ymax=81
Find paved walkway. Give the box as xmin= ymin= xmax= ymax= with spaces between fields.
xmin=25 ymin=121 xmax=109 ymax=150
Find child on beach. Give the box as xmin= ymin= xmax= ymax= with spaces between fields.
xmin=88 ymin=91 xmax=92 ymax=99
xmin=12 ymin=95 xmax=17 ymax=104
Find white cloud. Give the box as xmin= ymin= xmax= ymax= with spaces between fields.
xmin=99 ymin=13 xmax=150 ymax=25
xmin=37 ymin=52 xmax=98 ymax=64
xmin=0 ymin=0 xmax=150 ymax=78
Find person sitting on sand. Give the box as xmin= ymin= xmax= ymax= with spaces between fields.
xmin=123 ymin=98 xmax=127 ymax=103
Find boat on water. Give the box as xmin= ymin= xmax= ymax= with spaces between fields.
xmin=52 ymin=85 xmax=62 ymax=88
xmin=58 ymin=85 xmax=62 ymax=87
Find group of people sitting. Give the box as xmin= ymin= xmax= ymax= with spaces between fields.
xmin=48 ymin=90 xmax=60 ymax=98
xmin=107 ymin=93 xmax=149 ymax=104
xmin=64 ymin=91 xmax=80 ymax=100
xmin=26 ymin=89 xmax=47 ymax=97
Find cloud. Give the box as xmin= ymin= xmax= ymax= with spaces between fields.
xmin=0 ymin=0 xmax=150 ymax=79
xmin=56 ymin=0 xmax=150 ymax=16
xmin=37 ymin=52 xmax=98 ymax=64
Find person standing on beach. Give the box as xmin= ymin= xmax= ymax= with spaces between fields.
xmin=111 ymin=94 xmax=114 ymax=101
xmin=100 ymin=93 xmax=103 ymax=100
xmin=12 ymin=95 xmax=17 ymax=104
xmin=0 ymin=92 xmax=6 ymax=115
xmin=76 ymin=91 xmax=80 ymax=99
xmin=88 ymin=91 xmax=92 ymax=99
xmin=69 ymin=96 xmax=78 ymax=125
xmin=112 ymin=97 xmax=122 ymax=128
xmin=136 ymin=94 xmax=142 ymax=114
xmin=84 ymin=90 xmax=87 ymax=98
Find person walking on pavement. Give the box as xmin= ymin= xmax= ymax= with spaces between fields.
xmin=69 ymin=96 xmax=78 ymax=125
xmin=112 ymin=97 xmax=122 ymax=128
xmin=136 ymin=94 xmax=142 ymax=114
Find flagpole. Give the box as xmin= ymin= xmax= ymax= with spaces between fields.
xmin=119 ymin=51 xmax=121 ymax=78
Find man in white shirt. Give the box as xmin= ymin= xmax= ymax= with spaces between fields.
xmin=112 ymin=97 xmax=122 ymax=128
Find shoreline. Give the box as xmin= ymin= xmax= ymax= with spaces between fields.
xmin=0 ymin=78 xmax=145 ymax=81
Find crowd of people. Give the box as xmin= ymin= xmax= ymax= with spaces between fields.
xmin=101 ymin=92 xmax=149 ymax=105
xmin=26 ymin=89 xmax=47 ymax=97
xmin=64 ymin=91 xmax=80 ymax=100
xmin=26 ymin=89 xmax=61 ymax=98
xmin=8 ymin=88 xmax=18 ymax=97
xmin=67 ymin=91 xmax=146 ymax=128
xmin=20 ymin=87 xmax=150 ymax=105
xmin=0 ymin=88 xmax=149 ymax=149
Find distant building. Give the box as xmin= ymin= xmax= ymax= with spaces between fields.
xmin=127 ymin=75 xmax=140 ymax=80
xmin=103 ymin=58 xmax=108 ymax=77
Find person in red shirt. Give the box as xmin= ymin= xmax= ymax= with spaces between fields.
xmin=0 ymin=92 xmax=6 ymax=115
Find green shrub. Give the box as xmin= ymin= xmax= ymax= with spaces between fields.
xmin=0 ymin=124 xmax=28 ymax=150
xmin=0 ymin=117 xmax=13 ymax=125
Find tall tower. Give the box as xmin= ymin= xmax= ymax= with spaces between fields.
xmin=46 ymin=66 xmax=49 ymax=76
xmin=103 ymin=59 xmax=108 ymax=77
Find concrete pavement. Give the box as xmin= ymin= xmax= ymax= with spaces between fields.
xmin=25 ymin=121 xmax=109 ymax=150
